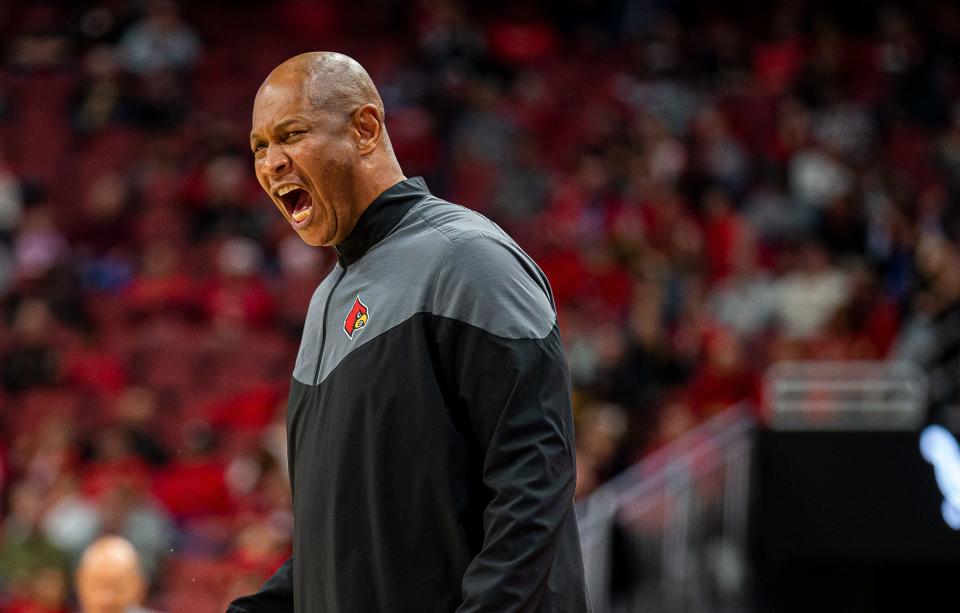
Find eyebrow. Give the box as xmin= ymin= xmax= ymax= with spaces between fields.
xmin=250 ymin=117 xmax=309 ymax=142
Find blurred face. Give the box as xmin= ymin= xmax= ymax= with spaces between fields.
xmin=76 ymin=563 xmax=144 ymax=613
xmin=251 ymin=74 xmax=358 ymax=246
xmin=32 ymin=567 xmax=67 ymax=609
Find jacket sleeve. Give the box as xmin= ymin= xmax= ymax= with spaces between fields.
xmin=226 ymin=556 xmax=294 ymax=613
xmin=432 ymin=235 xmax=584 ymax=612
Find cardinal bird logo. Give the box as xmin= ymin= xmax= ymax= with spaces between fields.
xmin=343 ymin=294 xmax=370 ymax=339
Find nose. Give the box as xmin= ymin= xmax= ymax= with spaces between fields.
xmin=262 ymin=144 xmax=291 ymax=177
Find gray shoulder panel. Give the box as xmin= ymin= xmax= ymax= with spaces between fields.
xmin=432 ymin=231 xmax=557 ymax=340
xmin=292 ymin=198 xmax=557 ymax=386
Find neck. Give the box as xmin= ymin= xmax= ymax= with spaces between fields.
xmin=352 ymin=160 xmax=406 ymax=221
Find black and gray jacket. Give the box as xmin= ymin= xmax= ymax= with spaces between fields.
xmin=228 ymin=177 xmax=590 ymax=613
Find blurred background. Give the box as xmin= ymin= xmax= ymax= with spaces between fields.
xmin=0 ymin=0 xmax=958 ymax=611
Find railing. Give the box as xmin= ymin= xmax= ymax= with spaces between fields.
xmin=764 ymin=360 xmax=926 ymax=431
xmin=576 ymin=405 xmax=756 ymax=613
xmin=576 ymin=360 xmax=929 ymax=612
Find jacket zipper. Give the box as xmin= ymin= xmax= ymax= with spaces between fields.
xmin=313 ymin=253 xmax=348 ymax=386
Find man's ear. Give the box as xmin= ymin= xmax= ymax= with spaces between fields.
xmin=353 ymin=104 xmax=383 ymax=155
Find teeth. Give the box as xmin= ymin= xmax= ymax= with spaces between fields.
xmin=277 ymin=185 xmax=301 ymax=197
xmin=292 ymin=208 xmax=311 ymax=222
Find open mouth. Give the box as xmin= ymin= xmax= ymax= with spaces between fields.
xmin=276 ymin=185 xmax=313 ymax=223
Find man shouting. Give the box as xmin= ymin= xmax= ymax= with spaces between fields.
xmin=229 ymin=52 xmax=589 ymax=613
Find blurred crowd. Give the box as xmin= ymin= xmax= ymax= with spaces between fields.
xmin=1 ymin=0 xmax=959 ymax=610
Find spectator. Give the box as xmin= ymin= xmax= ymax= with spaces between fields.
xmin=75 ymin=536 xmax=156 ymax=613
xmin=574 ymin=403 xmax=628 ymax=499
xmin=1 ymin=299 xmax=61 ymax=393
xmin=0 ymin=482 xmax=70 ymax=613
xmin=119 ymin=0 xmax=200 ymax=76
xmin=708 ymin=230 xmax=775 ymax=339
xmin=772 ymin=241 xmax=849 ymax=340
xmin=70 ymin=46 xmax=129 ymax=134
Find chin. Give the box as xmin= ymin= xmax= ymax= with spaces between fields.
xmin=295 ymin=228 xmax=331 ymax=247
xmin=297 ymin=234 xmax=326 ymax=247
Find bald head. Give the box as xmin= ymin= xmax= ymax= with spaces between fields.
xmin=76 ymin=536 xmax=146 ymax=613
xmin=263 ymin=52 xmax=384 ymax=118
xmin=250 ymin=52 xmax=405 ymax=247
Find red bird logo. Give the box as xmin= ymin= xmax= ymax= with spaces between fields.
xmin=343 ymin=295 xmax=369 ymax=339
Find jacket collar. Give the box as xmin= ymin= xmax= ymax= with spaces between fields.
xmin=334 ymin=176 xmax=429 ymax=266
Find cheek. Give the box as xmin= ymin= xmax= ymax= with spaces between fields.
xmin=317 ymin=157 xmax=354 ymax=205
xmin=302 ymin=140 xmax=351 ymax=187
xmin=254 ymin=168 xmax=271 ymax=194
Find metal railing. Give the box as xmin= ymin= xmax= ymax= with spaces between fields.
xmin=764 ymin=360 xmax=926 ymax=431
xmin=576 ymin=360 xmax=929 ymax=612
xmin=576 ymin=405 xmax=756 ymax=613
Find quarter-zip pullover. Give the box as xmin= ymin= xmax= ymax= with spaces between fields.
xmin=228 ymin=177 xmax=590 ymax=613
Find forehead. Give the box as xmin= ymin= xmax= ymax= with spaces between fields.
xmin=79 ymin=563 xmax=138 ymax=584
xmin=251 ymin=78 xmax=313 ymax=133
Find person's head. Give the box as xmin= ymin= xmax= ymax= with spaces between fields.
xmin=250 ymin=52 xmax=404 ymax=247
xmin=75 ymin=536 xmax=146 ymax=613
